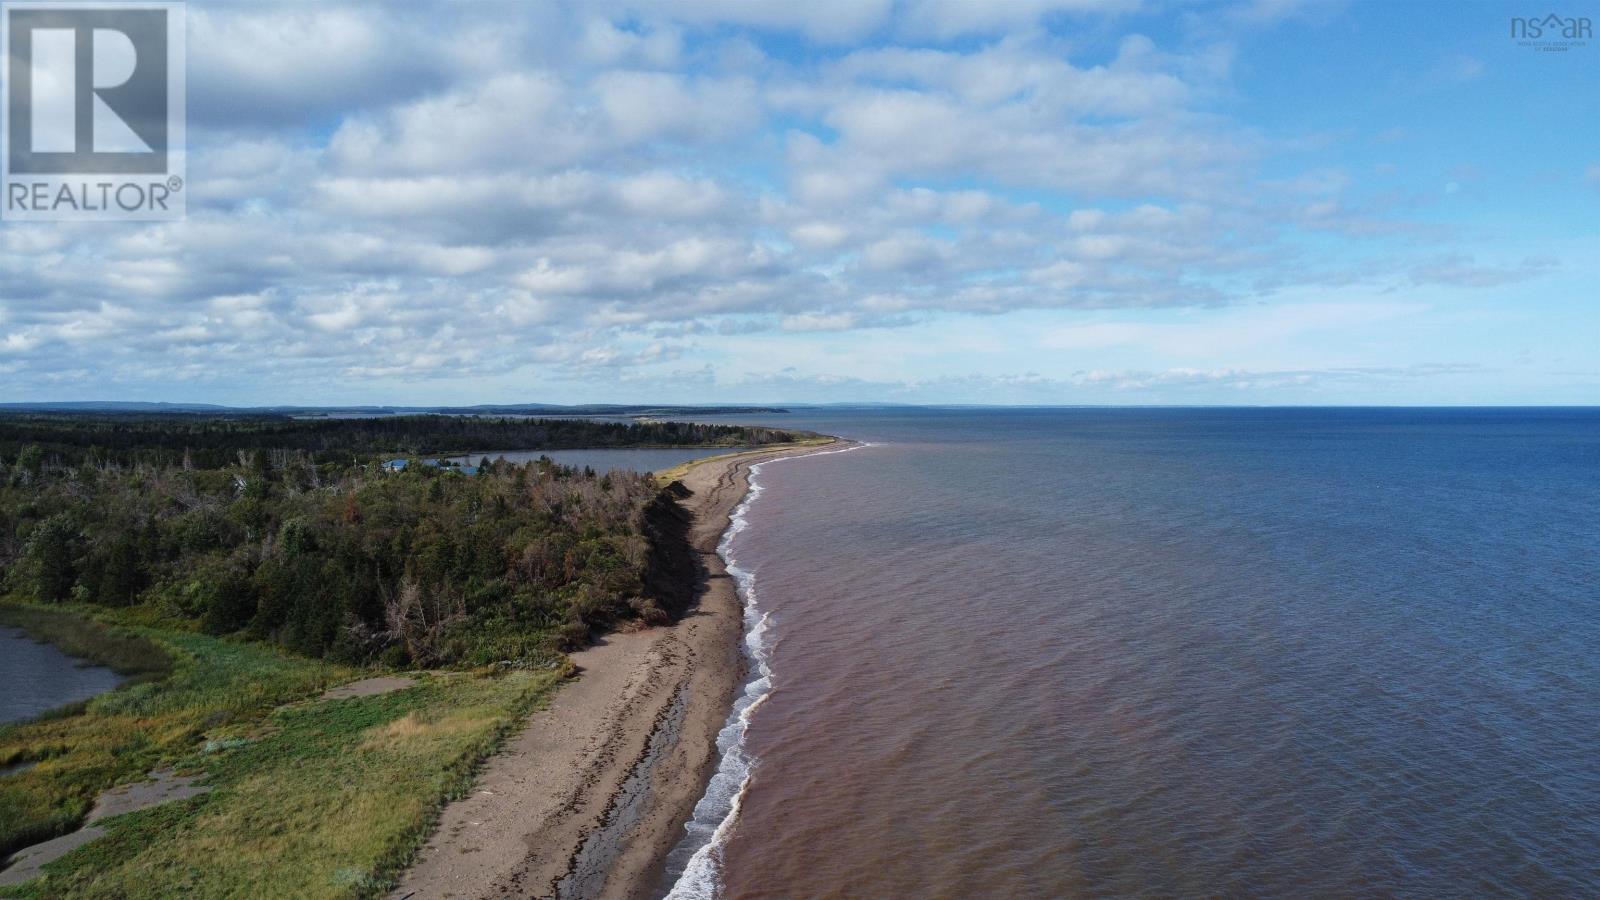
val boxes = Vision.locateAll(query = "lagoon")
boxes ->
[0,626,123,725]
[444,446,747,475]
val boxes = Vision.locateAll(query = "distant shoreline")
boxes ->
[393,438,843,898]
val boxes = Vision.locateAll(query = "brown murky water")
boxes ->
[664,409,1600,898]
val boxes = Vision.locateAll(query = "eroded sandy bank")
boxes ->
[393,440,838,900]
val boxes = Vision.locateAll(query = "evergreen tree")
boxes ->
[25,514,77,602]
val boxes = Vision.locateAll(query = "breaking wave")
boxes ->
[661,443,870,899]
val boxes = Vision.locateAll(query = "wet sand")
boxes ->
[393,440,836,900]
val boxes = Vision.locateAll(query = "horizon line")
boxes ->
[3,401,1599,412]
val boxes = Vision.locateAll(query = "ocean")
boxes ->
[663,408,1600,898]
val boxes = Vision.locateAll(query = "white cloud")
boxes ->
[605,0,896,43]
[577,18,684,67]
[594,71,760,142]
[1408,255,1558,288]
[0,1,1560,403]
[781,312,862,331]
[189,6,454,127]
[897,0,1139,39]
[1039,301,1427,355]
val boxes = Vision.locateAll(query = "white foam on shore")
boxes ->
[663,442,870,900]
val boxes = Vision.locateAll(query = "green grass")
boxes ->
[5,670,562,899]
[0,604,348,865]
[1,604,566,898]
[652,436,836,486]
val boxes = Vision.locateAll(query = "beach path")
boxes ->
[392,442,833,900]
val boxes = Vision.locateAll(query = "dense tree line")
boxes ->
[0,435,715,666]
[0,414,797,470]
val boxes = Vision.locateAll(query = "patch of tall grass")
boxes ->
[0,604,563,899]
[3,669,560,898]
[0,603,347,864]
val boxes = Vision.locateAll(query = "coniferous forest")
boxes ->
[0,414,787,665]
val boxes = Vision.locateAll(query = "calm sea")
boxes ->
[664,408,1600,898]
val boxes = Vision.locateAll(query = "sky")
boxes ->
[1,0,1596,406]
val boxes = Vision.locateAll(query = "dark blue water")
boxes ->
[670,408,1600,898]
[0,626,124,725]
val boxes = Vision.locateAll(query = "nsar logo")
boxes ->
[1510,12,1592,51]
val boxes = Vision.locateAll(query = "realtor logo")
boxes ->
[2,1,185,220]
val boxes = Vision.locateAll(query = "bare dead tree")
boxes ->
[383,578,466,666]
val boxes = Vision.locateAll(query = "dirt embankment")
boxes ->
[393,441,837,900]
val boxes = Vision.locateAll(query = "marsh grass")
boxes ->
[652,437,834,487]
[0,604,564,898]
[0,603,347,865]
[4,671,560,898]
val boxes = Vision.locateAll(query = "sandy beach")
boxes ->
[393,440,836,900]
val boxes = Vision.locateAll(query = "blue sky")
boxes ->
[1,0,1595,405]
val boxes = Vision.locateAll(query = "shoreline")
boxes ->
[392,439,843,899]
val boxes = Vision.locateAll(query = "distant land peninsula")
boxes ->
[0,402,790,418]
